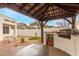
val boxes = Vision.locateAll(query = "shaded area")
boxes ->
[49,46,71,56]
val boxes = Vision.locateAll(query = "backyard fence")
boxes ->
[17,28,63,37]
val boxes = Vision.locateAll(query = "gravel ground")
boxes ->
[0,37,41,56]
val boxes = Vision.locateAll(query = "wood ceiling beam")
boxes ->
[2,3,38,21]
[19,4,28,11]
[54,4,77,15]
[59,4,79,8]
[36,4,49,20]
[39,20,48,26]
[32,4,47,16]
[43,20,48,26]
[64,18,72,24]
[5,4,21,12]
[27,3,40,13]
[0,3,9,7]
[34,7,47,19]
[42,13,74,21]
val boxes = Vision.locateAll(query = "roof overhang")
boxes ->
[0,3,79,21]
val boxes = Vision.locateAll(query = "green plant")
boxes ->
[29,36,41,41]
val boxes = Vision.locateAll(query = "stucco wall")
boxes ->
[54,33,79,56]
[17,29,41,37]
[43,32,79,56]
[17,28,63,37]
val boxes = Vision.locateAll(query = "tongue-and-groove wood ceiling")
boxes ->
[0,3,79,21]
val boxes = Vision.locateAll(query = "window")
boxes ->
[3,26,9,34]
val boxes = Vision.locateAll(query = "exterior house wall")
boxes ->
[9,26,15,37]
[3,26,15,38]
[0,14,17,41]
[0,16,3,41]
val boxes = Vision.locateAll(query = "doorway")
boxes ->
[46,34,54,46]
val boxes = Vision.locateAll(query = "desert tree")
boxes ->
[56,19,70,28]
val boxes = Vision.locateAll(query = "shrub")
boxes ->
[29,36,41,41]
[20,37,25,43]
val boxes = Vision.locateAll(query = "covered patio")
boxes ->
[0,3,79,56]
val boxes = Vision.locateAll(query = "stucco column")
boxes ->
[72,16,76,33]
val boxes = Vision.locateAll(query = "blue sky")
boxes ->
[0,8,36,24]
[0,8,79,26]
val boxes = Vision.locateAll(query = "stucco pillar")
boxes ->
[14,23,17,38]
[72,16,76,33]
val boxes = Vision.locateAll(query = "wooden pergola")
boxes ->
[0,3,79,43]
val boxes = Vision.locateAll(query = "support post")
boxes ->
[39,20,48,43]
[40,21,44,43]
[72,16,76,33]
